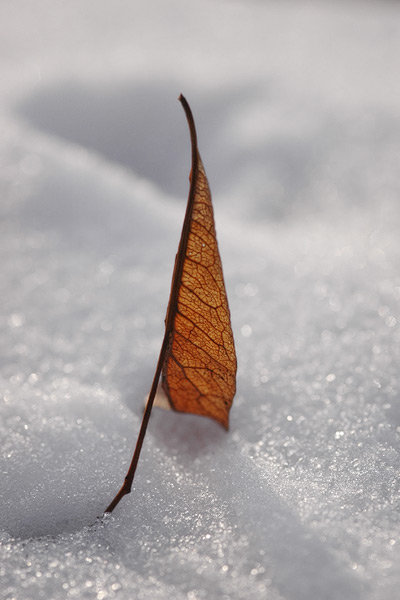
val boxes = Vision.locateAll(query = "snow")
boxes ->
[1,1,400,599]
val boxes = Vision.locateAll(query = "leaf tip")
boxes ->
[214,410,230,431]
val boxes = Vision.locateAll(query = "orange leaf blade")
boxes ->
[161,96,237,429]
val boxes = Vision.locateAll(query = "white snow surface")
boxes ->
[1,1,400,599]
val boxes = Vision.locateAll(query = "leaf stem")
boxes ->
[103,94,198,515]
[104,332,170,514]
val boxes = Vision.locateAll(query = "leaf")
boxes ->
[104,95,236,514]
[161,94,237,429]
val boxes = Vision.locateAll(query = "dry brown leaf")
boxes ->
[104,95,236,514]
[161,95,237,429]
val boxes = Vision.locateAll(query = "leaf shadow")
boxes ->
[145,406,227,459]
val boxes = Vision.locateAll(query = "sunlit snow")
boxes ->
[1,2,400,599]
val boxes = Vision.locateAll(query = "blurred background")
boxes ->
[3,0,400,224]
